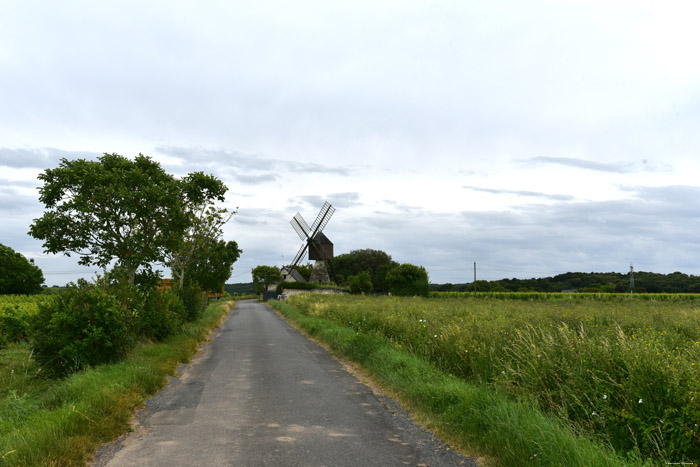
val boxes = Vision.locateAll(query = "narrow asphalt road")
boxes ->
[93,300,476,466]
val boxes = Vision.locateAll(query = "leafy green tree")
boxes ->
[386,263,429,297]
[252,265,282,294]
[348,271,373,294]
[187,240,241,297]
[29,153,186,284]
[295,263,313,281]
[333,249,396,292]
[167,172,235,289]
[0,244,45,294]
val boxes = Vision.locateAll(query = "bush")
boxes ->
[0,305,31,342]
[30,283,132,377]
[140,291,186,340]
[348,272,373,294]
[386,263,429,297]
[178,281,206,321]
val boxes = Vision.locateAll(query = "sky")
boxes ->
[2,0,700,285]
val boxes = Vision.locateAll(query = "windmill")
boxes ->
[287,201,336,283]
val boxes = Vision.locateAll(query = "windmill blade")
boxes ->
[290,213,311,240]
[309,202,335,238]
[290,242,309,268]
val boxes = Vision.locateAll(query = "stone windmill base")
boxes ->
[309,260,331,283]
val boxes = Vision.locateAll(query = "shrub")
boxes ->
[178,281,206,321]
[140,291,186,340]
[348,272,373,294]
[386,263,429,297]
[30,283,132,377]
[0,305,31,342]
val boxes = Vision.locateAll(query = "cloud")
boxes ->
[464,186,575,201]
[522,156,636,173]
[0,148,101,169]
[154,146,352,179]
[0,186,40,214]
[0,178,38,189]
[233,173,279,185]
[296,192,361,209]
[327,184,700,282]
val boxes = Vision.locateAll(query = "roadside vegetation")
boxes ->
[0,153,242,465]
[271,293,700,465]
[0,299,234,466]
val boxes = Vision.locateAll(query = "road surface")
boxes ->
[93,299,476,466]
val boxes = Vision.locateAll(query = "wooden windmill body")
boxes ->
[288,202,335,283]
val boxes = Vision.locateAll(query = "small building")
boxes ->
[280,267,306,283]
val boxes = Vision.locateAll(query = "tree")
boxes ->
[29,153,186,284]
[386,263,429,297]
[0,244,44,294]
[333,249,396,292]
[252,265,282,294]
[348,271,373,294]
[187,240,241,297]
[167,172,235,289]
[295,263,313,281]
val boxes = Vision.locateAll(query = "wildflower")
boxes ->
[591,411,597,416]
[501,370,506,375]
[434,335,438,338]
[638,398,643,404]
[603,394,607,400]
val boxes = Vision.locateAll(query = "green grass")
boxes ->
[0,300,234,466]
[270,298,647,466]
[280,294,700,462]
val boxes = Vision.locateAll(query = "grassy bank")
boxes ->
[0,299,235,466]
[269,298,643,467]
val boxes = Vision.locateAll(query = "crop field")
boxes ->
[285,294,700,462]
[0,295,55,344]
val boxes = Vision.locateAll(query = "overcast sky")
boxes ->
[2,0,700,285]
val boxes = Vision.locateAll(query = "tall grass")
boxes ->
[283,294,700,463]
[0,300,234,466]
[271,299,641,466]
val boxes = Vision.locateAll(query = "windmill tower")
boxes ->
[288,201,336,283]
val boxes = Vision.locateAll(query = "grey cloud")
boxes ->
[522,156,635,173]
[155,146,352,180]
[234,216,269,226]
[294,192,362,210]
[464,186,575,201]
[334,185,700,283]
[0,178,38,188]
[234,174,280,185]
[622,185,700,206]
[0,188,40,214]
[0,148,101,169]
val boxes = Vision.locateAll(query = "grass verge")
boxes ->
[269,300,648,467]
[0,300,235,466]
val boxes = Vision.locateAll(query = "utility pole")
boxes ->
[474,262,477,294]
[629,263,634,295]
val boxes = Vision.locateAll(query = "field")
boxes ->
[284,294,700,463]
[0,294,55,344]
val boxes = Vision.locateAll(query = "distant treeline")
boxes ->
[225,282,256,295]
[431,271,700,294]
